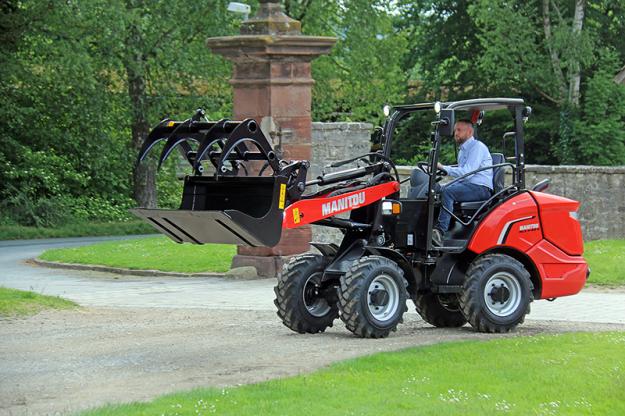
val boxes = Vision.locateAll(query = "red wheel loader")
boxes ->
[134,98,589,338]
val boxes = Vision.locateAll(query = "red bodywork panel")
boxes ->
[530,191,583,256]
[283,181,400,229]
[468,191,587,299]
[468,193,542,253]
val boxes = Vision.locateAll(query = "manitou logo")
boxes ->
[519,223,540,232]
[322,192,366,216]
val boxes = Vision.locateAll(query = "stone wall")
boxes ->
[310,122,372,244]
[521,165,625,240]
[310,122,625,242]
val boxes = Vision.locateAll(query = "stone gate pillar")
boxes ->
[206,0,336,277]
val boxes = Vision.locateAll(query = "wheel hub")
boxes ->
[482,272,522,317]
[302,272,331,317]
[367,274,400,322]
[369,289,390,307]
[489,284,511,304]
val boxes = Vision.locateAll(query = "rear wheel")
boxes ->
[338,256,408,338]
[459,254,533,333]
[414,292,467,328]
[274,254,338,334]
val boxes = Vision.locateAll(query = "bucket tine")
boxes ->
[217,119,280,174]
[154,109,217,169]
[158,117,211,168]
[137,119,173,164]
[158,118,191,169]
[193,119,229,173]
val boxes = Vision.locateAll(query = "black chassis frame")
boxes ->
[316,98,532,297]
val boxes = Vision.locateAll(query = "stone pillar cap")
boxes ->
[207,35,337,62]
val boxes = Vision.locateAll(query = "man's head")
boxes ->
[453,119,474,145]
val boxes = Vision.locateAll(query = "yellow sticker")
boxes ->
[167,121,175,127]
[278,183,287,209]
[293,208,300,224]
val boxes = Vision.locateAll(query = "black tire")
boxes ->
[414,292,467,328]
[338,256,408,338]
[274,254,338,334]
[459,254,534,333]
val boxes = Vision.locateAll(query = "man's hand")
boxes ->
[437,162,444,170]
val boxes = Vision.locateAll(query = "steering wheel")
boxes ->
[417,161,448,180]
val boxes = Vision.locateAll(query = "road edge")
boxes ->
[27,258,240,279]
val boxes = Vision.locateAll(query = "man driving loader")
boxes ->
[432,119,493,246]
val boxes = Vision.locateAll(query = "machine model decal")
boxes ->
[321,192,366,216]
[283,181,399,229]
[519,223,540,232]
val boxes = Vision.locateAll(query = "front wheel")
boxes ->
[338,256,408,338]
[274,254,338,334]
[459,254,533,333]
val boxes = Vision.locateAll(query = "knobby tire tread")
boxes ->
[459,253,533,333]
[274,254,338,334]
[338,256,408,339]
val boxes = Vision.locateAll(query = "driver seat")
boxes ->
[456,153,505,215]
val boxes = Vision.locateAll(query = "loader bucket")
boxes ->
[132,110,310,247]
[131,175,287,246]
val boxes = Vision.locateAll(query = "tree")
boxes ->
[573,52,625,165]
[0,0,236,225]
[469,0,598,162]
[0,1,132,226]
[394,0,488,100]
[77,0,235,208]
[300,0,408,124]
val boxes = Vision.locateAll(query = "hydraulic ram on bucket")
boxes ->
[132,109,400,247]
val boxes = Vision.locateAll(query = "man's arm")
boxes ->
[440,144,489,178]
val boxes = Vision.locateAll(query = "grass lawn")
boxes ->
[0,287,77,317]
[38,236,624,283]
[0,221,154,240]
[39,236,236,273]
[585,239,625,286]
[82,332,625,415]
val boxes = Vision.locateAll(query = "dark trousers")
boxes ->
[436,182,492,232]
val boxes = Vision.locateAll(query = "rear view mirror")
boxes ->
[438,109,455,136]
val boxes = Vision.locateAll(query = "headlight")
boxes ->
[382,201,401,215]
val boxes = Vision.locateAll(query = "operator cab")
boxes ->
[382,98,532,252]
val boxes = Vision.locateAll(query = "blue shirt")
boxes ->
[443,137,493,190]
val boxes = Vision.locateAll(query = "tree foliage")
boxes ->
[393,0,625,166]
[1,0,624,227]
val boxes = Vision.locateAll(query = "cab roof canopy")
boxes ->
[392,98,525,113]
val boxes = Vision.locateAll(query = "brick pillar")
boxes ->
[206,1,336,277]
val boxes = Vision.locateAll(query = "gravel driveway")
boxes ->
[1,237,624,415]
[2,307,624,416]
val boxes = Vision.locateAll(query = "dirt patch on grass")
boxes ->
[1,307,623,416]
[584,284,625,293]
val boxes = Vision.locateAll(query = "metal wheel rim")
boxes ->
[367,274,400,322]
[483,272,522,317]
[303,272,331,317]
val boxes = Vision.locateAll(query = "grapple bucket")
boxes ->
[132,110,308,247]
[131,176,287,246]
